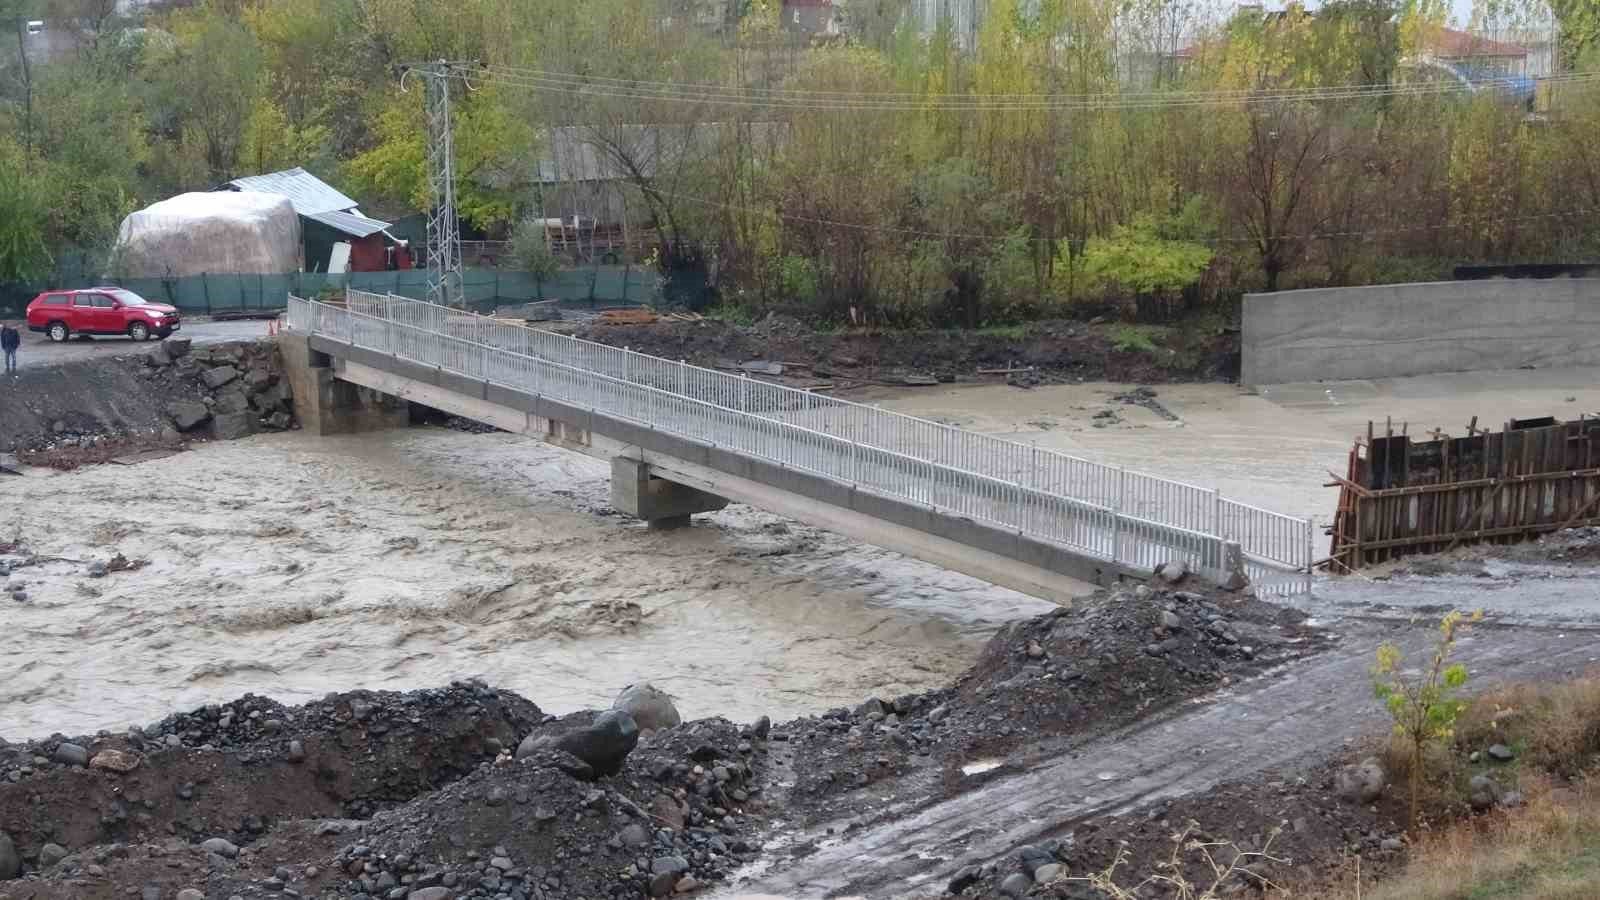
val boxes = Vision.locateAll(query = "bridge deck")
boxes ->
[287,292,1312,596]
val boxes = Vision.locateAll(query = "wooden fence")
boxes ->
[1327,414,1600,571]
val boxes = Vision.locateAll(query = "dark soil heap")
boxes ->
[777,582,1326,823]
[574,316,1240,386]
[2,339,297,467]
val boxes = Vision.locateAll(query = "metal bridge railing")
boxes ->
[291,291,1314,578]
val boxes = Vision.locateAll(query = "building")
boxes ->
[783,0,843,36]
[218,168,412,274]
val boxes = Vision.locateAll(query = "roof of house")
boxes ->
[1426,28,1527,60]
[536,123,785,184]
[223,167,392,238]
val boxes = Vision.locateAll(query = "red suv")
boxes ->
[27,287,182,343]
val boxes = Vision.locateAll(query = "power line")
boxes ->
[471,65,1600,111]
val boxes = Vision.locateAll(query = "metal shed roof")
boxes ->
[226,167,359,217]
[305,209,393,239]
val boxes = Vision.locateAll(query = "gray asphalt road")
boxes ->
[0,318,272,370]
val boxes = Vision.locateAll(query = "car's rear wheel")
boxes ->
[47,321,69,343]
[128,321,150,342]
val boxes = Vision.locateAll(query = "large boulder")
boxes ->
[1335,757,1387,805]
[516,710,640,777]
[211,412,256,441]
[1469,774,1503,812]
[166,400,211,433]
[613,683,681,733]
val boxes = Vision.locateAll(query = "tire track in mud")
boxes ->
[736,623,1600,899]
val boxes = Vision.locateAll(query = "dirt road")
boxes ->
[0,319,269,370]
[731,620,1600,898]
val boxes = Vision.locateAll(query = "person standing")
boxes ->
[1,324,19,374]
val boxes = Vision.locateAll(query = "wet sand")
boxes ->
[0,430,1051,740]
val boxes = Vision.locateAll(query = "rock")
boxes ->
[1501,791,1525,809]
[1025,640,1046,660]
[54,742,89,767]
[287,740,305,763]
[1335,757,1386,805]
[927,705,950,724]
[0,832,16,880]
[999,873,1033,897]
[167,400,211,433]
[947,866,980,893]
[246,367,274,390]
[165,337,193,358]
[1487,743,1516,762]
[515,710,640,777]
[752,715,771,739]
[1161,610,1183,631]
[1034,863,1064,883]
[1156,558,1190,584]
[619,823,651,848]
[652,855,690,877]
[202,837,240,859]
[489,856,514,871]
[267,411,294,431]
[88,561,108,578]
[90,749,141,773]
[202,365,241,389]
[145,343,173,367]
[38,843,67,869]
[1469,775,1502,812]
[211,411,256,441]
[675,875,700,893]
[649,872,679,897]
[176,891,205,900]
[613,683,682,733]
[409,889,451,900]
[855,697,888,717]
[214,387,251,415]
[1380,837,1404,852]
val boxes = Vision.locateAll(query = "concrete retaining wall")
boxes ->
[1242,279,1600,386]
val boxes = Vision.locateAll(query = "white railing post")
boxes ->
[1211,489,1222,538]
[1113,466,1126,564]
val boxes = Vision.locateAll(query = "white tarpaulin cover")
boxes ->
[114,191,301,278]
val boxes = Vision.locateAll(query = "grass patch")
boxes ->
[1339,781,1600,900]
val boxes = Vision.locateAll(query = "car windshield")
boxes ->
[109,289,153,306]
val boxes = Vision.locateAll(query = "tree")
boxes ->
[147,7,264,179]
[1223,102,1334,292]
[1077,211,1214,318]
[0,139,52,283]
[1373,610,1483,832]
[511,217,562,298]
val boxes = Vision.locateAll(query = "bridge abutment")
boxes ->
[279,334,409,436]
[611,456,729,528]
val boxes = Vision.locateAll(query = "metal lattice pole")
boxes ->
[416,61,465,308]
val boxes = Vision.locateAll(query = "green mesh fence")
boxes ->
[0,266,659,317]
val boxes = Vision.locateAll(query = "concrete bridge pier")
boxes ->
[279,334,409,436]
[611,455,729,529]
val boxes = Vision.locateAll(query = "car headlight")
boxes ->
[146,311,164,318]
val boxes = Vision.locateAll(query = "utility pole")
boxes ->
[401,60,475,308]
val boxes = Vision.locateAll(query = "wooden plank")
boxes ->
[1354,511,1600,552]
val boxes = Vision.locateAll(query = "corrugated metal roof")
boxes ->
[305,209,393,239]
[226,167,359,216]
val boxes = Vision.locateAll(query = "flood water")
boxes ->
[0,430,1051,739]
[10,366,1599,739]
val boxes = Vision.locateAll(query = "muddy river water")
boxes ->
[7,367,1599,739]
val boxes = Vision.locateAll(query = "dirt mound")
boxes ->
[575,318,1240,386]
[1,340,296,462]
[0,683,542,872]
[0,688,775,900]
[778,583,1326,820]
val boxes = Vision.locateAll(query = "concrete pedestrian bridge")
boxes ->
[283,291,1311,604]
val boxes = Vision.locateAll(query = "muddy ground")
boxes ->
[571,316,1241,389]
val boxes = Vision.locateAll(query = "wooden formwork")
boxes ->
[1327,414,1600,572]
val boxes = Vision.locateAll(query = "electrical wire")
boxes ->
[467,65,1600,111]
[621,182,1600,245]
